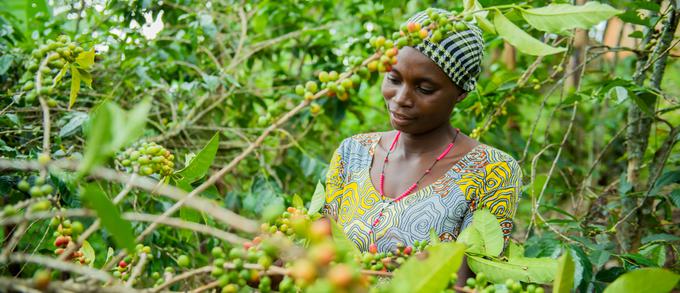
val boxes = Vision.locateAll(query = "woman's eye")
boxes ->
[418,87,434,94]
[387,75,400,84]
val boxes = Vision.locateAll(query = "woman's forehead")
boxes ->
[394,47,451,83]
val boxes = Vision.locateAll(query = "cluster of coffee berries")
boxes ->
[112,244,153,282]
[117,142,175,176]
[442,273,545,293]
[262,207,319,239]
[286,237,369,291]
[21,35,87,104]
[50,217,88,264]
[210,237,281,293]
[17,176,54,198]
[358,241,416,272]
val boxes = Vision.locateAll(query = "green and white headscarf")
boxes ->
[407,9,484,92]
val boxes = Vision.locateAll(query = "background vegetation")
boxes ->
[0,0,678,292]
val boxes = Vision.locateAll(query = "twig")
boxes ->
[0,159,259,234]
[0,253,114,282]
[190,280,220,293]
[0,209,249,245]
[151,266,214,292]
[126,252,148,287]
[228,6,248,70]
[35,53,57,164]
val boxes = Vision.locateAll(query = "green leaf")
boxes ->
[642,233,680,244]
[79,100,151,176]
[59,111,88,138]
[75,48,95,69]
[649,170,680,196]
[494,12,566,56]
[0,0,49,38]
[78,103,112,175]
[108,99,151,152]
[388,242,466,293]
[53,64,68,86]
[506,241,525,258]
[570,245,594,292]
[78,68,93,88]
[520,2,622,33]
[329,218,360,259]
[553,250,575,293]
[307,180,325,215]
[457,209,504,256]
[175,132,220,184]
[468,254,558,284]
[0,55,13,75]
[291,194,304,209]
[603,268,680,293]
[670,189,680,208]
[475,15,496,34]
[81,240,96,267]
[81,184,135,252]
[69,64,81,109]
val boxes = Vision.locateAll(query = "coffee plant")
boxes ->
[0,0,679,292]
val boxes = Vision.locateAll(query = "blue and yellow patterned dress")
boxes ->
[323,132,522,253]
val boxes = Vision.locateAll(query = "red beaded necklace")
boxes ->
[368,128,461,246]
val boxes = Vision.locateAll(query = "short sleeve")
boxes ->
[461,159,522,243]
[322,144,346,221]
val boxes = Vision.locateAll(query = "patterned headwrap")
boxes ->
[406,9,484,92]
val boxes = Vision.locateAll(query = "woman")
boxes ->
[322,9,522,280]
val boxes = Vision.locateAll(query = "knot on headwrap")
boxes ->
[406,9,484,92]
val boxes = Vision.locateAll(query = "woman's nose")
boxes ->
[392,86,413,107]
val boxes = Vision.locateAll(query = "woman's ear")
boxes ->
[454,92,469,103]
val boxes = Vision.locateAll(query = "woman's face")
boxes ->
[381,46,466,134]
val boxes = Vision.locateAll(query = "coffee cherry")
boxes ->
[3,205,16,217]
[40,184,53,195]
[305,81,318,93]
[310,103,322,116]
[328,264,353,288]
[328,71,339,81]
[295,85,305,96]
[33,269,51,290]
[17,180,30,192]
[211,267,224,277]
[290,259,316,285]
[455,22,468,32]
[369,243,378,254]
[221,284,238,293]
[29,186,43,197]
[212,246,224,258]
[341,79,353,90]
[71,221,84,235]
[419,29,429,39]
[38,153,51,165]
[119,260,128,268]
[177,255,190,268]
[214,258,225,267]
[318,71,329,83]
[375,36,386,48]
[466,277,476,287]
[367,61,378,72]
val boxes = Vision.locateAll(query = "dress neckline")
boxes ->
[366,131,484,200]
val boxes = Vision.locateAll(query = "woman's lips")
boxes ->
[390,111,415,125]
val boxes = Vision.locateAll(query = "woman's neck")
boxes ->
[393,123,457,159]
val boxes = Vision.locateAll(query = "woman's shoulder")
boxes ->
[335,131,385,151]
[469,144,522,175]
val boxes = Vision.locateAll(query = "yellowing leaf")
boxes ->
[78,68,93,87]
[69,64,81,109]
[521,2,622,33]
[494,12,566,56]
[75,48,95,69]
[53,64,69,86]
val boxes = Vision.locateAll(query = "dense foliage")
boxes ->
[0,0,678,292]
